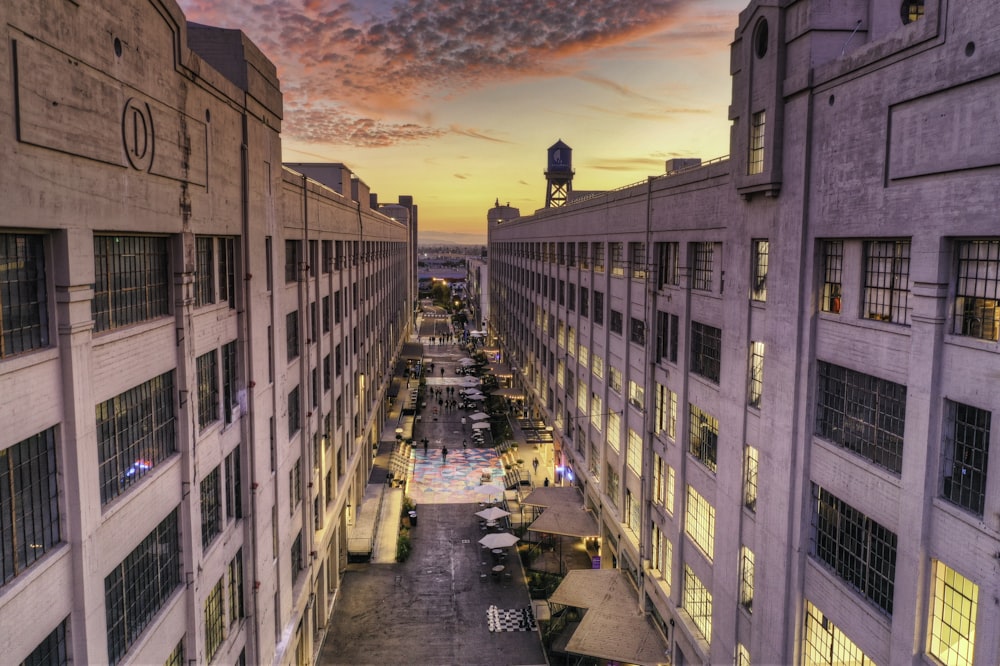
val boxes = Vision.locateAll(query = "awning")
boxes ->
[521,486,586,509]
[549,569,669,666]
[527,505,599,538]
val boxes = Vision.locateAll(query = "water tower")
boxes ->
[544,140,574,207]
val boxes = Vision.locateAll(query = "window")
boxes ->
[685,485,715,560]
[200,466,222,551]
[580,287,589,317]
[863,239,911,324]
[952,239,1000,341]
[743,445,759,512]
[630,242,646,279]
[736,643,751,666]
[592,242,605,273]
[604,405,617,447]
[692,242,713,291]
[650,523,672,591]
[164,641,184,666]
[322,295,331,333]
[815,361,907,474]
[803,600,876,666]
[288,386,301,438]
[290,458,302,512]
[204,577,225,662]
[655,311,679,364]
[322,240,333,273]
[748,110,765,175]
[654,384,677,439]
[901,0,925,24]
[93,235,169,332]
[20,617,69,666]
[751,239,768,301]
[0,233,49,358]
[821,240,844,314]
[285,240,300,283]
[690,321,722,383]
[629,317,645,345]
[217,237,236,308]
[594,291,604,325]
[748,341,764,408]
[196,350,219,429]
[105,510,181,666]
[222,340,238,424]
[628,380,644,412]
[739,546,754,612]
[812,484,897,614]
[941,399,991,516]
[608,366,622,393]
[286,311,300,361]
[689,404,718,472]
[927,560,978,666]
[626,429,642,475]
[605,464,620,508]
[609,243,625,277]
[96,372,176,504]
[652,454,674,512]
[610,309,623,335]
[656,241,680,288]
[265,236,273,292]
[683,565,712,643]
[591,353,604,380]
[229,549,245,627]
[225,446,242,520]
[578,241,590,269]
[1,426,60,587]
[290,530,303,583]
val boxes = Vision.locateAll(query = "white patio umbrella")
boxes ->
[479,532,520,549]
[460,388,483,395]
[469,412,490,421]
[458,358,476,366]
[472,421,490,430]
[475,507,511,521]
[461,377,481,386]
[475,484,504,501]
[465,394,486,401]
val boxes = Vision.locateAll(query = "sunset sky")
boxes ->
[177,0,748,243]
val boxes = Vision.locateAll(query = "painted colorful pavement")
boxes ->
[409,447,506,504]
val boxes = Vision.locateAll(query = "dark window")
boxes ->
[196,350,219,429]
[265,236,273,292]
[630,317,646,345]
[593,242,604,273]
[323,354,331,392]
[200,466,222,551]
[690,321,722,383]
[288,386,301,438]
[952,239,1000,341]
[815,361,907,474]
[21,617,69,666]
[692,242,713,291]
[96,372,176,505]
[656,241,680,288]
[218,237,236,308]
[821,240,844,314]
[290,530,302,583]
[594,291,604,326]
[567,284,576,311]
[93,235,169,332]
[863,240,911,325]
[751,239,768,302]
[580,287,589,318]
[322,240,333,273]
[225,446,242,520]
[812,485,897,615]
[0,233,49,358]
[656,311,679,363]
[285,240,300,283]
[286,311,299,361]
[222,340,238,424]
[610,309,623,335]
[104,509,181,666]
[322,295,331,333]
[1,426,60,586]
[309,240,318,278]
[942,400,991,516]
[228,549,245,626]
[195,236,215,306]
[688,404,718,472]
[558,280,565,306]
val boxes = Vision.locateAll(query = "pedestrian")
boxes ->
[543,477,550,487]
[422,438,428,454]
[462,439,467,450]
[441,445,448,463]
[532,457,539,473]
[461,417,466,426]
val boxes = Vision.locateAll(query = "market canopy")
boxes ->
[468,412,489,421]
[471,421,491,430]
[527,505,599,538]
[549,569,669,666]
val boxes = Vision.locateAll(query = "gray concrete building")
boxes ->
[0,1,414,665]
[488,0,1000,664]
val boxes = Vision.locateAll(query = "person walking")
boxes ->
[422,438,428,455]
[462,439,467,450]
[441,445,448,463]
[532,457,539,474]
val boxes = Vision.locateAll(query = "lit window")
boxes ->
[863,239,911,325]
[200,466,222,551]
[628,380,644,411]
[901,0,925,25]
[626,429,643,475]
[927,560,978,666]
[748,111,766,175]
[650,522,672,593]
[630,242,647,280]
[685,485,715,561]
[683,565,712,643]
[748,341,764,408]
[736,642,751,666]
[803,600,876,666]
[204,577,225,662]
[610,242,625,277]
[655,384,677,439]
[952,239,1000,341]
[605,407,618,451]
[740,546,754,612]
[941,399,991,516]
[820,240,843,314]
[751,239,768,301]
[743,445,759,512]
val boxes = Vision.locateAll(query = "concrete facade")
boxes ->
[0,1,413,665]
[488,1,1000,664]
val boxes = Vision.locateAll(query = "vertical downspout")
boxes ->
[640,175,656,607]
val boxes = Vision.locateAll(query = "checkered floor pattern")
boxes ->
[487,605,537,632]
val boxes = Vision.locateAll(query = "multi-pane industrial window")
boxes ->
[285,240,300,283]
[748,110,766,175]
[229,549,245,627]
[580,287,589,317]
[652,454,675,512]
[821,240,843,313]
[204,577,225,662]
[164,640,184,666]
[1,426,60,587]
[222,340,238,424]
[815,361,906,474]
[812,485,897,615]
[630,242,646,279]
[748,341,764,408]
[626,429,643,475]
[690,321,721,383]
[628,380,644,412]
[605,465,620,508]
[625,490,640,539]
[803,601,876,666]
[226,447,242,520]
[105,509,180,666]
[927,560,978,666]
[863,239,911,324]
[683,565,712,643]
[952,239,1000,341]
[567,283,576,311]
[688,404,718,472]
[21,617,69,666]
[685,485,715,560]
[594,291,604,325]
[288,386,301,438]
[0,233,48,358]
[735,644,751,666]
[901,0,925,24]
[195,237,214,306]
[751,239,768,301]
[650,523,671,591]
[941,399,991,516]
[291,530,303,583]
[739,546,754,612]
[692,242,713,291]
[96,371,176,505]
[654,383,677,439]
[286,311,299,361]
[605,408,619,450]
[578,241,589,269]
[265,236,273,291]
[592,242,604,273]
[608,366,622,393]
[656,241,680,288]
[655,311,679,364]
[197,350,219,429]
[629,317,645,345]
[290,458,302,513]
[588,440,601,482]
[743,445,759,512]
[610,309,623,335]
[93,235,169,332]
[201,466,222,551]
[322,240,333,273]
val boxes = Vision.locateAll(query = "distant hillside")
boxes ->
[419,230,486,246]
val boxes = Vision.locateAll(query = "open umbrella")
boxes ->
[469,412,490,421]
[475,484,504,501]
[472,421,490,430]
[465,394,485,401]
[479,532,520,549]
[458,358,476,366]
[475,507,511,521]
[462,377,481,386]
[460,388,483,395]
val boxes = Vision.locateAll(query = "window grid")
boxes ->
[21,617,69,666]
[821,240,844,314]
[626,429,642,475]
[93,235,170,332]
[291,530,303,583]
[204,577,225,662]
[928,560,978,666]
[222,341,237,424]
[739,546,754,612]
[286,311,300,361]
[685,485,715,561]
[863,239,911,324]
[952,239,1000,341]
[288,386,301,438]
[688,404,719,472]
[630,317,646,345]
[751,239,768,301]
[748,341,764,408]
[195,236,214,306]
[0,233,48,358]
[628,380,644,412]
[743,445,758,512]
[735,643,751,666]
[200,467,222,552]
[812,485,897,615]
[1,427,60,587]
[196,350,219,429]
[610,309,623,335]
[656,241,680,287]
[594,291,604,325]
[656,311,679,364]
[683,565,712,644]
[942,399,991,516]
[225,447,242,520]
[692,242,713,291]
[748,110,765,175]
[96,372,176,505]
[285,240,299,283]
[650,523,672,592]
[104,510,180,666]
[803,600,876,666]
[630,242,646,280]
[654,383,677,439]
[815,361,906,474]
[690,321,722,383]
[605,465,619,508]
